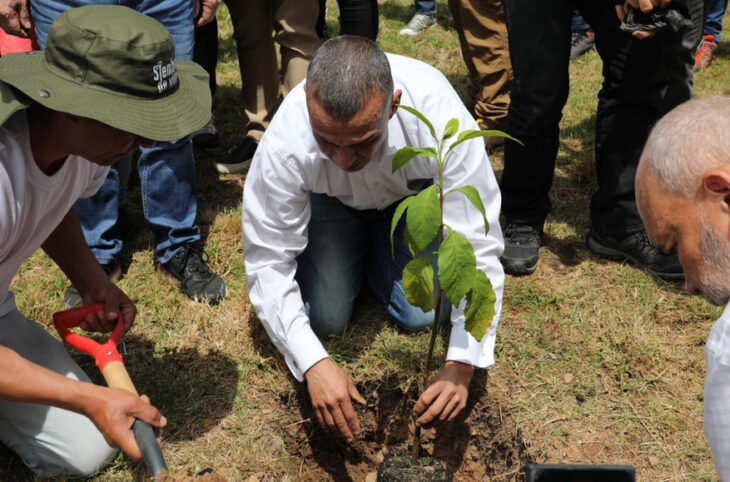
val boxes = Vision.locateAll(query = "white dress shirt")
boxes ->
[705,301,730,479]
[242,53,505,381]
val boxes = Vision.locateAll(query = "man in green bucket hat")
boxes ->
[0,5,210,476]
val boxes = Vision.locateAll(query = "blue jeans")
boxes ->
[31,0,200,264]
[705,0,728,42]
[295,194,451,338]
[415,0,436,15]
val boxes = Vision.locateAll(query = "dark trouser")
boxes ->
[501,0,703,235]
[337,0,379,40]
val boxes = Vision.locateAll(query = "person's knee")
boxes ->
[392,304,434,333]
[25,435,117,477]
[308,299,352,337]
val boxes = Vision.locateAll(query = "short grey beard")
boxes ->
[698,210,730,306]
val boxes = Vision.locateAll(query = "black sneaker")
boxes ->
[192,115,220,148]
[570,30,595,60]
[214,137,257,174]
[64,260,123,308]
[586,229,684,280]
[156,245,227,304]
[500,223,542,275]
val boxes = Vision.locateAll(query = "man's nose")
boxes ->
[332,145,355,169]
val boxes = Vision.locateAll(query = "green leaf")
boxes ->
[464,268,496,342]
[403,225,419,257]
[445,186,489,236]
[405,185,440,253]
[392,146,437,173]
[390,196,415,257]
[403,256,435,312]
[398,104,437,141]
[442,118,459,140]
[445,129,522,157]
[438,231,476,306]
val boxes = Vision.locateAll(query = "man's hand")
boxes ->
[304,358,366,442]
[616,0,672,39]
[626,0,672,12]
[77,280,136,335]
[413,361,474,428]
[82,386,166,460]
[0,0,30,37]
[194,0,220,27]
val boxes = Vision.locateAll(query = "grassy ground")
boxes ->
[2,1,730,480]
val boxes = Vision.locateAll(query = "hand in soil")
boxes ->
[304,358,366,442]
[413,360,474,427]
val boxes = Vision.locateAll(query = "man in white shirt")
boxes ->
[636,95,730,480]
[0,6,211,476]
[243,36,505,442]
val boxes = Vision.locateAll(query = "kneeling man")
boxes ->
[0,5,211,476]
[636,95,730,479]
[242,36,505,441]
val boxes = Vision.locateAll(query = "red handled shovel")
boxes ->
[53,303,168,477]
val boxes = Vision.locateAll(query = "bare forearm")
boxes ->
[0,345,94,413]
[41,209,107,297]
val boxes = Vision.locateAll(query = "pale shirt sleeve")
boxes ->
[242,140,328,382]
[440,124,505,370]
[704,302,730,480]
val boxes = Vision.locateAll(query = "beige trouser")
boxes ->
[448,0,512,130]
[226,0,320,142]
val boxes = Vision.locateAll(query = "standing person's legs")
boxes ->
[227,0,278,144]
[0,310,116,477]
[579,2,664,236]
[295,194,370,337]
[705,0,729,41]
[449,0,512,132]
[415,0,437,16]
[274,0,320,97]
[500,0,573,228]
[337,0,379,40]
[659,0,708,116]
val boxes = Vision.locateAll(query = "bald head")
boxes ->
[638,95,730,199]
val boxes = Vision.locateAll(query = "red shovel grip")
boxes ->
[52,303,124,371]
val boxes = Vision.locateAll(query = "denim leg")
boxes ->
[501,0,573,227]
[135,0,199,263]
[367,202,451,332]
[415,0,437,16]
[74,163,123,264]
[295,194,369,337]
[138,137,200,264]
[705,0,729,41]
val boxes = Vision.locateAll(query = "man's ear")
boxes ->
[702,167,730,213]
[389,89,402,119]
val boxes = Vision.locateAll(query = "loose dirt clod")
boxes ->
[377,443,452,481]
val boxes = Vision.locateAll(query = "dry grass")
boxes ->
[2,1,730,481]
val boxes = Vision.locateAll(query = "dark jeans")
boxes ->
[501,0,701,235]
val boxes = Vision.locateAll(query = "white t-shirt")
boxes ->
[242,53,505,381]
[0,110,108,316]
[705,301,730,479]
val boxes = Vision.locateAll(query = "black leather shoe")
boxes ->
[586,229,684,280]
[500,223,542,275]
[214,137,257,174]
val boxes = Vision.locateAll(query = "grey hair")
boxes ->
[640,95,730,197]
[306,35,394,121]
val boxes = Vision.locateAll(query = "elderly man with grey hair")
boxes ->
[242,35,505,442]
[636,95,730,479]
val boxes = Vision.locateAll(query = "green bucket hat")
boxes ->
[0,4,210,142]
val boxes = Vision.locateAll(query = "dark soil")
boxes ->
[156,468,228,481]
[273,370,532,481]
[377,443,452,481]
